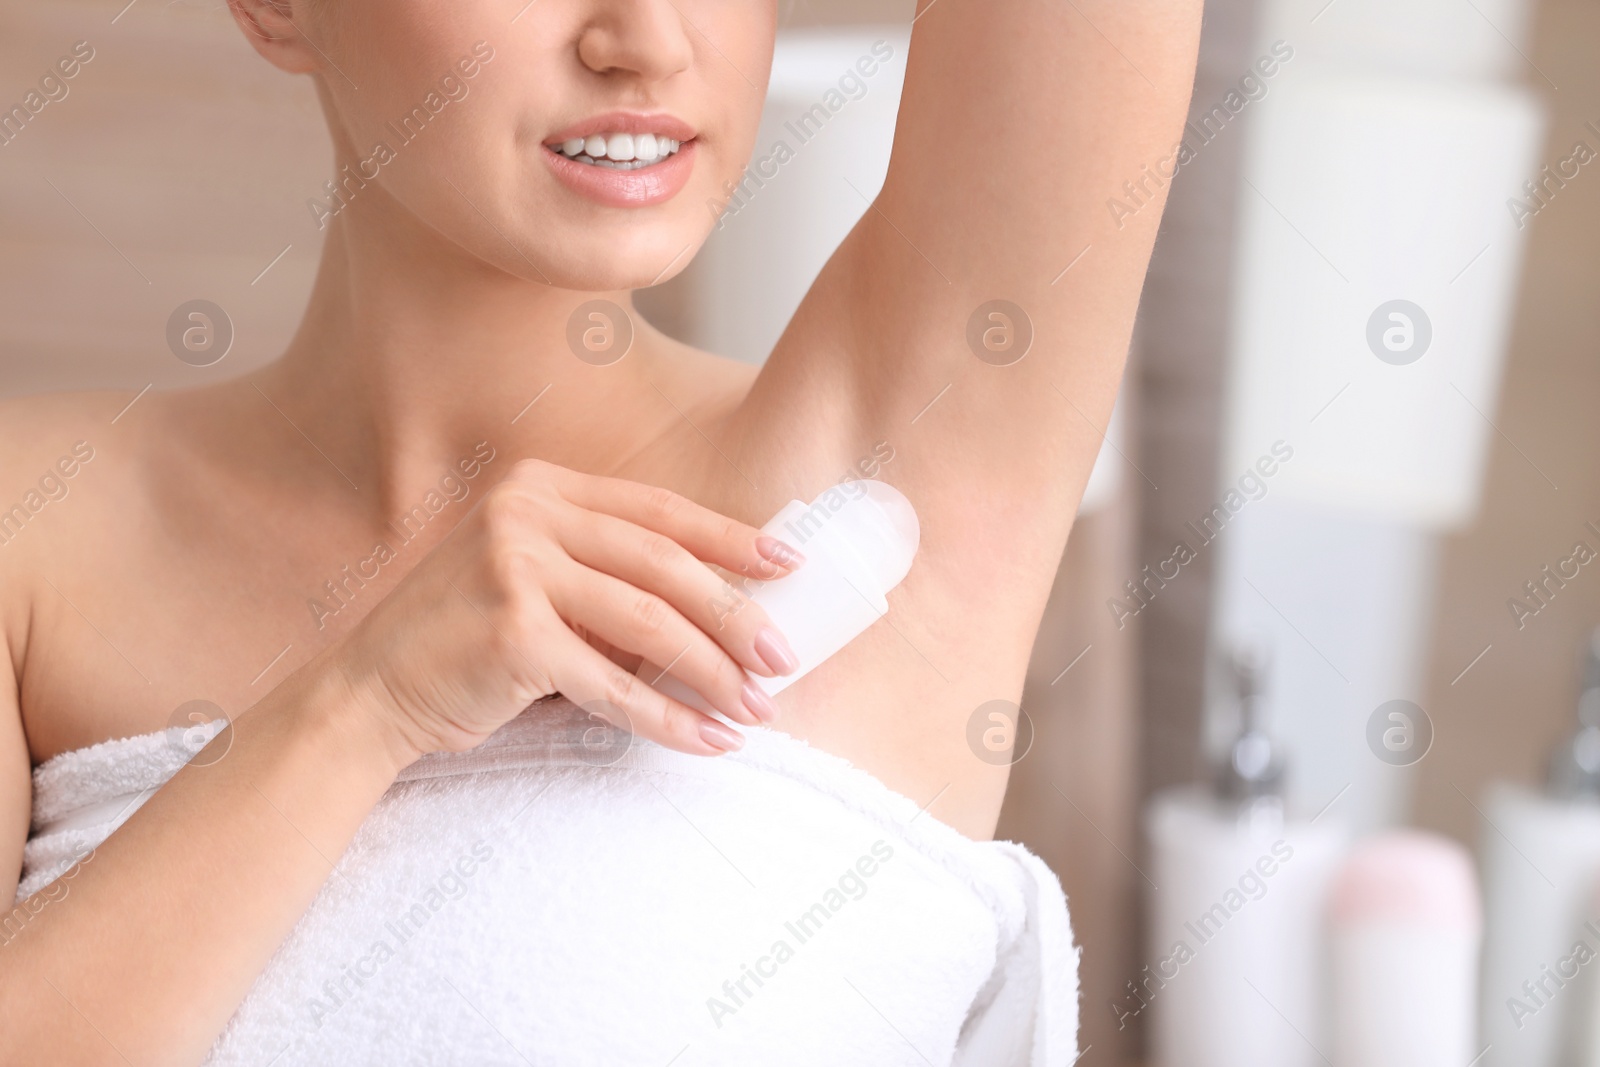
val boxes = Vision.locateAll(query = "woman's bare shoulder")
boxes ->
[0,387,144,463]
[0,390,144,743]
[0,386,143,595]
[0,386,140,494]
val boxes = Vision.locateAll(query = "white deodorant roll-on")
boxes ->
[638,480,919,711]
[1329,831,1481,1067]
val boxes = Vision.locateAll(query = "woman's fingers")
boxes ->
[547,465,806,582]
[544,625,746,757]
[556,507,798,681]
[336,459,791,761]
[547,561,775,728]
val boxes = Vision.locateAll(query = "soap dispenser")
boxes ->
[1146,645,1347,1067]
[1480,628,1600,1067]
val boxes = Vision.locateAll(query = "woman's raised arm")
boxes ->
[719,3,1205,830]
[747,0,1204,541]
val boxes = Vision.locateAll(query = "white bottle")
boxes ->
[1146,648,1348,1067]
[1563,881,1600,1066]
[1480,785,1600,1067]
[1481,629,1600,1067]
[637,479,919,711]
[1328,831,1481,1067]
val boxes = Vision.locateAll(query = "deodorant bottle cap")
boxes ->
[1330,830,1481,929]
[1329,830,1481,1067]
[827,480,921,593]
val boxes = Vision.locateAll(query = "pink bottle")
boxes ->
[1329,831,1481,1066]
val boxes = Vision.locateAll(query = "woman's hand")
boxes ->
[330,458,804,762]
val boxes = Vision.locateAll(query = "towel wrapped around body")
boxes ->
[21,697,1079,1066]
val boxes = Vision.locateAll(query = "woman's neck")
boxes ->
[252,195,686,517]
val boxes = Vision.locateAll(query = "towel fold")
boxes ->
[22,697,1079,1065]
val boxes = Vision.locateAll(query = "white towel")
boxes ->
[22,698,1079,1065]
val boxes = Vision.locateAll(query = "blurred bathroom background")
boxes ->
[4,0,1600,1062]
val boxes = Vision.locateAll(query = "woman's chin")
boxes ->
[525,235,707,294]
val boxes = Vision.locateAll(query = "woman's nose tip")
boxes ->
[576,4,695,81]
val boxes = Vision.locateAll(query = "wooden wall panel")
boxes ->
[0,0,329,397]
[999,481,1142,1065]
[1414,0,1600,844]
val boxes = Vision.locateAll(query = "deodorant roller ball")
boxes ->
[638,480,921,708]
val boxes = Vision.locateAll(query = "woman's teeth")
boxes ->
[551,133,686,169]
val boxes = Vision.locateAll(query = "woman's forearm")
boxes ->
[0,656,416,1066]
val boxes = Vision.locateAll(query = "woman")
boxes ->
[0,0,1201,1062]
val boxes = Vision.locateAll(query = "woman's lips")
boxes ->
[545,111,698,145]
[542,139,698,209]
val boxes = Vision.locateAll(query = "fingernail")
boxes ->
[742,679,780,724]
[756,536,805,570]
[754,626,801,676]
[699,719,745,753]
